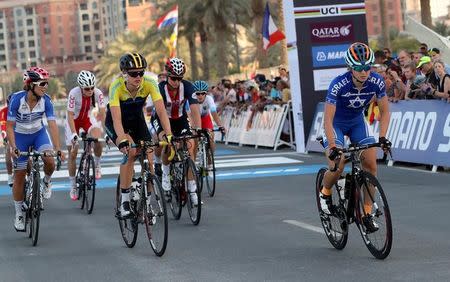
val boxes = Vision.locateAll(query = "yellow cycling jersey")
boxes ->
[109,74,162,109]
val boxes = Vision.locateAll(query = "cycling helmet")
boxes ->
[345,42,374,67]
[193,80,209,92]
[77,70,96,88]
[23,66,50,84]
[119,52,147,71]
[165,57,186,77]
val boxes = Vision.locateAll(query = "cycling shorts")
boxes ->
[15,128,53,170]
[323,113,375,148]
[104,111,151,144]
[64,118,102,146]
[151,115,191,137]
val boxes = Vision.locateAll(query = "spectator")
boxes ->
[419,43,428,56]
[157,73,167,83]
[407,75,428,100]
[431,60,450,102]
[374,50,387,65]
[386,66,404,102]
[245,80,260,104]
[428,48,450,74]
[383,47,394,64]
[276,79,291,103]
[411,52,423,70]
[266,80,281,101]
[417,56,440,90]
[222,79,237,104]
[397,49,412,67]
[402,62,418,100]
[278,66,289,84]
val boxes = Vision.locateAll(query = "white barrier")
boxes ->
[216,102,295,150]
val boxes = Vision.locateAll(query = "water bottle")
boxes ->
[131,176,141,201]
[175,162,183,181]
[337,175,346,199]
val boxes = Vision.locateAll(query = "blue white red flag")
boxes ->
[156,5,178,29]
[262,2,285,50]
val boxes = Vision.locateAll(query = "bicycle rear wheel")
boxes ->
[354,171,392,259]
[84,155,96,214]
[29,172,41,246]
[169,163,182,220]
[116,176,138,248]
[315,167,348,250]
[185,159,201,225]
[144,174,168,257]
[204,146,216,197]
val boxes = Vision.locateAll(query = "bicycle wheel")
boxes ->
[204,145,216,197]
[354,171,392,259]
[144,173,168,257]
[185,159,201,225]
[84,155,96,214]
[315,167,348,250]
[116,176,138,248]
[29,172,41,246]
[77,157,86,209]
[169,163,182,220]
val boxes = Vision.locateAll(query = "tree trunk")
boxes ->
[278,0,288,66]
[420,0,432,28]
[252,0,268,68]
[188,33,198,80]
[199,22,210,80]
[379,0,390,49]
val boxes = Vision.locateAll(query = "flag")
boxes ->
[156,5,178,29]
[262,2,285,50]
[168,24,178,57]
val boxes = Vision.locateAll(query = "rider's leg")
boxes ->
[90,127,103,179]
[158,131,171,193]
[68,144,79,200]
[37,130,55,199]
[361,147,378,215]
[12,169,27,231]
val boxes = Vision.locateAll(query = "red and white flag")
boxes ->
[262,2,285,50]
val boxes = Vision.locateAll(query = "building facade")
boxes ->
[365,0,404,38]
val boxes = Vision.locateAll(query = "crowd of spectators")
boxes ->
[372,43,450,103]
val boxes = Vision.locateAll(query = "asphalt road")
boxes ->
[0,144,449,282]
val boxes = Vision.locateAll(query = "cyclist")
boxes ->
[105,52,173,218]
[6,67,65,231]
[65,70,106,200]
[0,94,13,187]
[319,42,391,232]
[151,57,202,206]
[192,80,226,156]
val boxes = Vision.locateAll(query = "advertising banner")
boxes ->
[306,101,450,167]
[311,44,348,68]
[310,20,354,43]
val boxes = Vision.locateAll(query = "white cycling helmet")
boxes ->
[77,70,96,88]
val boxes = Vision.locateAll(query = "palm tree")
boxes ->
[420,0,432,28]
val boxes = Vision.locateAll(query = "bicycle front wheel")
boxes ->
[204,146,216,197]
[185,159,201,225]
[169,163,182,220]
[116,176,138,248]
[29,172,41,246]
[315,167,348,250]
[84,155,96,214]
[144,175,168,257]
[354,171,393,260]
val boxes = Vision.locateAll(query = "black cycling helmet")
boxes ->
[119,52,147,71]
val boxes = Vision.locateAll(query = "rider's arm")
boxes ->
[96,89,106,127]
[154,99,173,136]
[323,103,336,148]
[208,96,223,127]
[6,120,15,149]
[377,96,390,138]
[44,96,61,152]
[67,91,77,135]
[189,104,201,129]
[6,95,18,149]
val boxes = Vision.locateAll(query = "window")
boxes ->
[27,29,34,36]
[80,3,87,10]
[16,9,22,16]
[0,12,3,19]
[26,19,33,25]
[94,22,100,30]
[20,52,25,59]
[0,23,2,29]
[0,33,3,40]
[59,37,63,44]
[21,63,27,69]
[25,7,33,15]
[85,46,92,53]
[83,24,90,31]
[19,42,24,48]
[18,31,24,37]
[93,13,99,20]
[30,61,37,67]
[82,14,89,21]
[92,1,97,9]
[0,55,6,61]
[42,17,47,24]
[128,0,141,6]
[95,34,100,41]
[0,44,4,51]
[86,56,92,61]
[28,40,35,47]
[44,27,50,34]
[30,51,36,58]
[84,35,91,42]
[17,19,23,27]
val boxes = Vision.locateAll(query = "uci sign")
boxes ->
[320,6,340,16]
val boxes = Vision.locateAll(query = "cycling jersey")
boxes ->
[158,80,198,119]
[324,71,386,147]
[67,87,105,120]
[199,95,217,117]
[108,75,162,121]
[0,106,7,133]
[7,91,55,134]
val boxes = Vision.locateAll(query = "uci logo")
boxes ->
[320,7,340,16]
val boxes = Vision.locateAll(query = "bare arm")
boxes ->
[189,104,202,129]
[97,107,106,128]
[211,112,223,127]
[6,121,16,149]
[377,96,390,138]
[323,103,336,148]
[67,111,77,135]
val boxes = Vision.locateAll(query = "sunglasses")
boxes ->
[127,71,145,77]
[352,65,371,72]
[83,87,94,91]
[196,91,207,96]
[32,81,49,87]
[169,76,183,81]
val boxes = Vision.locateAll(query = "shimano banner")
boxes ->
[306,101,450,167]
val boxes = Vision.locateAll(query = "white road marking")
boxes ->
[283,220,325,234]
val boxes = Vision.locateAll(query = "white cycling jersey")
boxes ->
[200,95,217,117]
[66,87,105,120]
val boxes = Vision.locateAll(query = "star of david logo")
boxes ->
[348,96,366,108]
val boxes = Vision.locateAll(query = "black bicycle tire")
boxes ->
[78,156,86,209]
[205,146,216,197]
[185,158,201,225]
[30,171,41,246]
[144,173,168,257]
[116,175,138,248]
[85,155,96,214]
[315,167,348,250]
[354,170,393,259]
[169,163,182,220]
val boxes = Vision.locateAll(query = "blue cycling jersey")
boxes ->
[326,71,386,120]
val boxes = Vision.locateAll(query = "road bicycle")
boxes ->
[115,140,168,256]
[196,128,223,197]
[315,137,393,259]
[167,134,201,225]
[18,148,61,246]
[75,132,104,214]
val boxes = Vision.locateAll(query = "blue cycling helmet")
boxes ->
[345,42,374,67]
[193,80,209,92]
